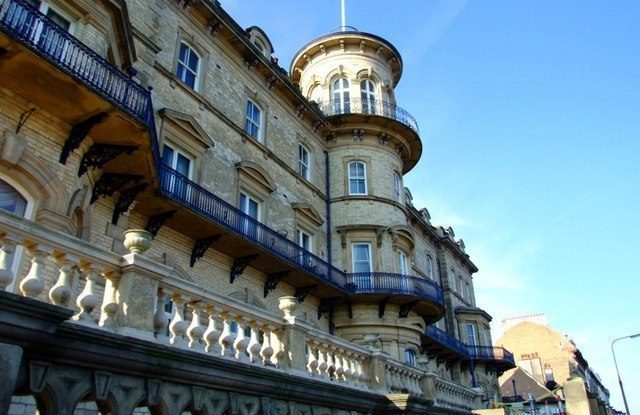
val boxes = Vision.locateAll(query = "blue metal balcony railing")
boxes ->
[425,325,469,356]
[158,165,350,292]
[467,345,515,365]
[320,98,419,134]
[346,272,444,306]
[0,0,150,123]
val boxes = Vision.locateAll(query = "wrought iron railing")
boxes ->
[467,345,515,365]
[158,165,350,292]
[425,325,469,356]
[0,0,150,122]
[320,98,419,134]
[346,272,444,306]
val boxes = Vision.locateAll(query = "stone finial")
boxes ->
[278,296,299,323]
[123,229,153,254]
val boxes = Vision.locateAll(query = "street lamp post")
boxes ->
[611,332,640,415]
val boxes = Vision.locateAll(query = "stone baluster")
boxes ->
[334,349,344,382]
[169,294,188,346]
[19,244,53,299]
[153,289,170,339]
[203,306,221,354]
[259,324,274,365]
[316,344,328,378]
[186,301,205,349]
[306,340,319,376]
[99,270,120,328]
[350,354,360,384]
[0,234,21,290]
[270,327,285,367]
[342,353,352,384]
[218,311,234,357]
[233,316,249,362]
[246,321,262,363]
[356,357,367,384]
[326,348,336,378]
[49,253,78,306]
[73,263,101,323]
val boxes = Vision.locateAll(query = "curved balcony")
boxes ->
[467,345,516,372]
[424,325,468,358]
[345,272,444,320]
[320,98,419,134]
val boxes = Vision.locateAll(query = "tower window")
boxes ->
[360,79,376,114]
[393,172,402,202]
[348,161,367,195]
[332,78,350,113]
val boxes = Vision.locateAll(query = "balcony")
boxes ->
[321,98,419,134]
[0,0,157,177]
[155,167,446,319]
[346,272,444,320]
[467,345,516,372]
[423,325,469,359]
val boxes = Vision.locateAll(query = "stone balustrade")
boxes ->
[0,211,477,406]
[384,360,424,395]
[425,372,482,411]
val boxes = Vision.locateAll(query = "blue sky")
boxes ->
[222,0,640,409]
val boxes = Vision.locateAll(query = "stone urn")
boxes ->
[123,229,154,254]
[278,296,299,320]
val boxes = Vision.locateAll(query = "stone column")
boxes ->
[369,351,388,391]
[114,253,162,341]
[0,342,23,414]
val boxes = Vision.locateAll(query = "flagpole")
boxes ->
[341,0,346,31]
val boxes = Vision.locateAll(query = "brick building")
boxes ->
[497,314,612,415]
[0,0,514,413]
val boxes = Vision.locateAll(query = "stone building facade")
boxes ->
[0,0,514,414]
[497,314,612,414]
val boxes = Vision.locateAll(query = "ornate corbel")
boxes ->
[378,133,389,145]
[230,254,259,283]
[90,173,142,204]
[60,112,107,164]
[206,17,223,37]
[296,103,307,118]
[78,144,137,177]
[145,210,176,237]
[266,75,278,91]
[190,235,222,267]
[112,183,148,225]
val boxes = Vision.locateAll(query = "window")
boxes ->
[360,79,376,114]
[405,349,416,367]
[397,250,409,292]
[298,144,310,180]
[176,42,200,90]
[332,78,350,113]
[393,172,402,202]
[0,179,27,216]
[458,276,463,296]
[426,255,434,280]
[239,192,260,238]
[296,228,314,268]
[450,268,457,291]
[162,144,193,178]
[352,243,372,290]
[244,100,263,141]
[19,0,75,60]
[466,323,478,349]
[464,282,470,301]
[348,161,367,195]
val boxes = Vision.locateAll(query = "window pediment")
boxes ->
[291,202,323,227]
[159,108,214,152]
[235,161,276,193]
[388,225,415,252]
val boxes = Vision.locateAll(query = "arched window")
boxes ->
[0,179,27,216]
[360,79,376,114]
[393,172,402,202]
[176,42,201,90]
[332,78,350,113]
[298,143,311,180]
[244,100,263,141]
[348,161,367,195]
[426,255,434,280]
[405,349,416,366]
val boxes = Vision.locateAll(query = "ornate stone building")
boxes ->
[0,1,514,414]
